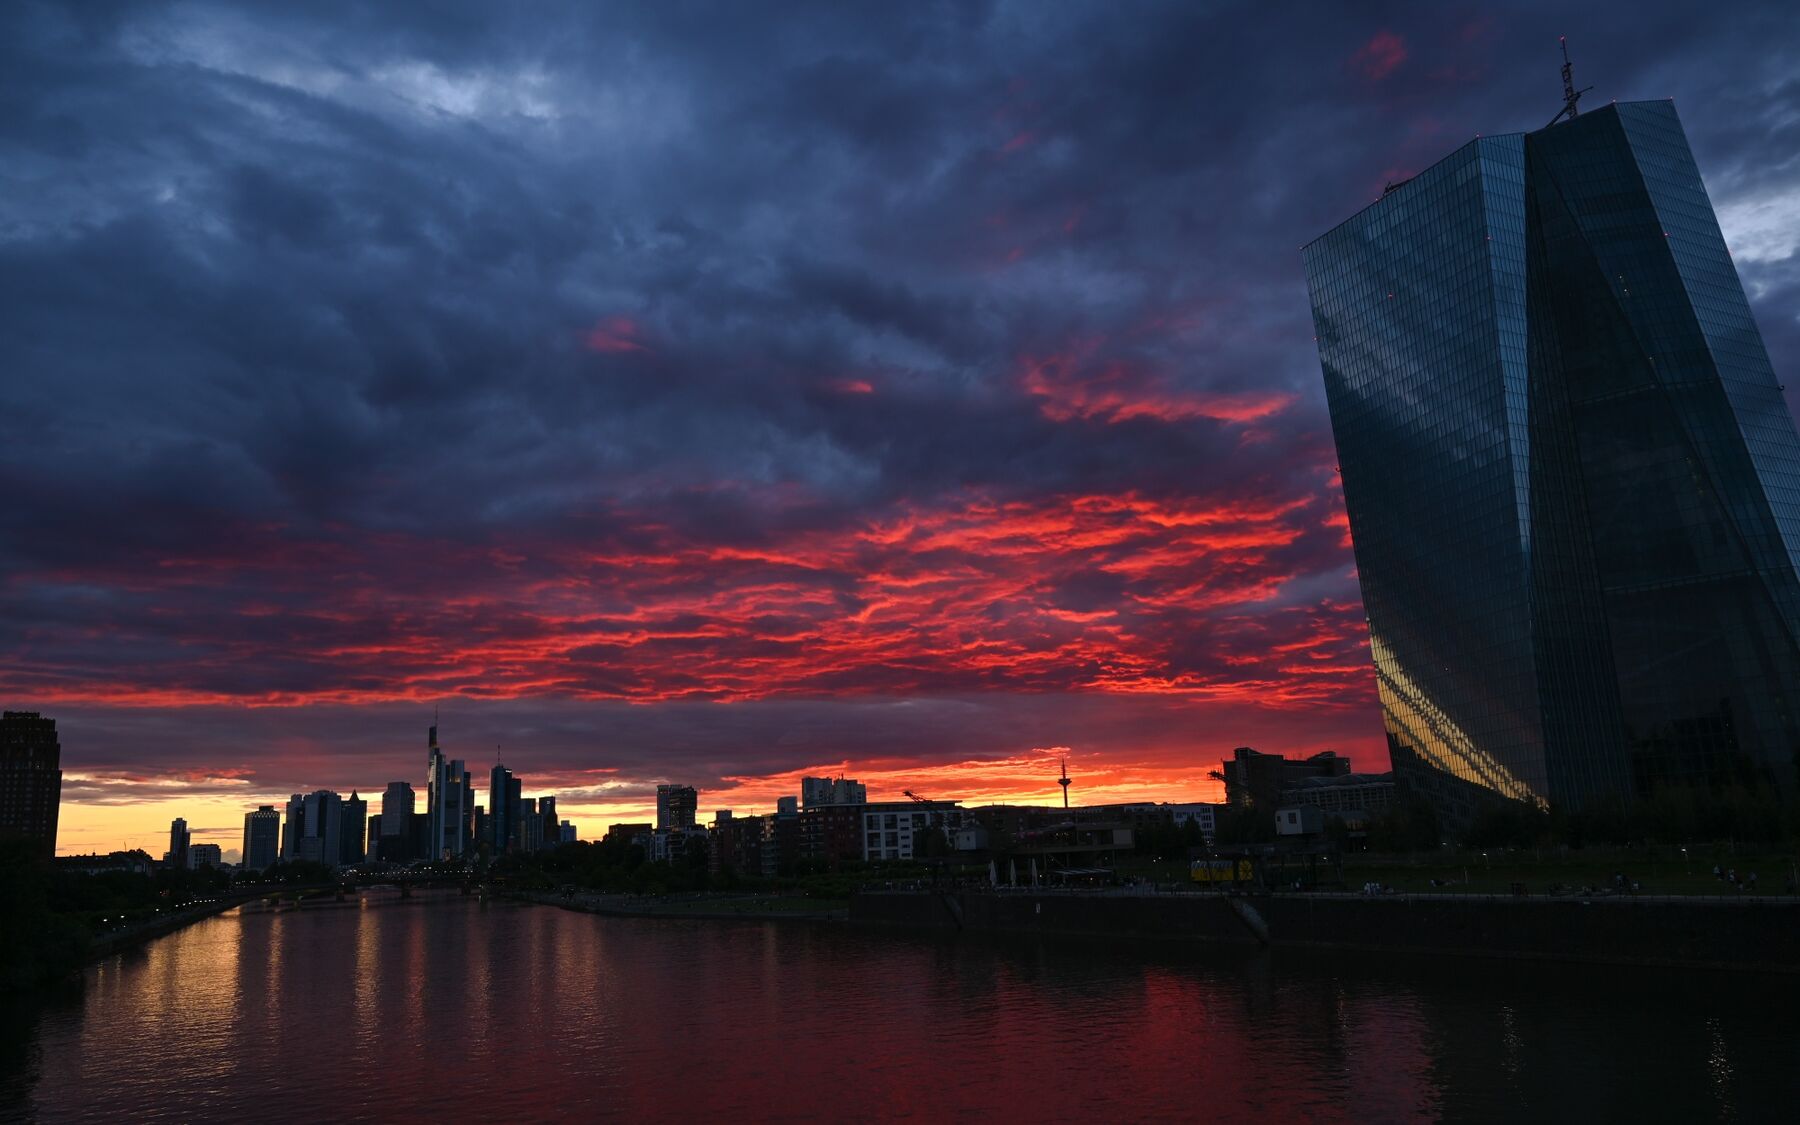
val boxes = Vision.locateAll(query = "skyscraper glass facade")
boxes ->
[1304,102,1800,826]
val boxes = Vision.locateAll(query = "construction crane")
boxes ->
[903,789,930,804]
[1546,36,1593,128]
[1058,758,1072,810]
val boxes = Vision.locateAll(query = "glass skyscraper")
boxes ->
[1304,101,1800,827]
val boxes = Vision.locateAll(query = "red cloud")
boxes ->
[584,316,648,354]
[1020,347,1294,426]
[1352,31,1407,82]
[3,487,1368,713]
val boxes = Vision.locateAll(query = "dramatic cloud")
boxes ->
[4,0,1798,848]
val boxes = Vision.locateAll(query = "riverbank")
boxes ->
[85,894,267,962]
[512,889,848,922]
[850,888,1800,973]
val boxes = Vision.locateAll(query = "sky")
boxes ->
[5,1,1799,857]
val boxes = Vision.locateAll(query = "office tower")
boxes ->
[242,804,281,871]
[281,793,305,860]
[292,790,344,866]
[0,711,62,856]
[426,722,473,860]
[1303,98,1800,828]
[341,791,367,865]
[655,784,698,830]
[559,820,577,844]
[537,796,556,851]
[409,811,432,862]
[519,797,543,851]
[187,843,222,869]
[168,818,191,868]
[489,764,520,853]
[800,776,867,809]
[380,781,414,835]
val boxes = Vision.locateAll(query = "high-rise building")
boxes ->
[801,775,867,808]
[655,784,698,830]
[536,796,556,851]
[292,790,344,866]
[1304,98,1800,829]
[380,781,414,834]
[281,793,305,860]
[341,791,367,866]
[242,804,281,871]
[426,722,473,860]
[0,711,62,856]
[409,811,433,863]
[167,817,191,868]
[187,843,223,869]
[559,820,577,844]
[489,764,520,853]
[519,797,543,852]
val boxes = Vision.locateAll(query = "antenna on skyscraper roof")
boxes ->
[1547,36,1594,128]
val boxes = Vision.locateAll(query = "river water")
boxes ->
[2,891,1796,1121]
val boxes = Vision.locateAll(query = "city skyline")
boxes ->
[7,4,1800,856]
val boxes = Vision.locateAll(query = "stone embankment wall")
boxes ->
[850,890,1800,973]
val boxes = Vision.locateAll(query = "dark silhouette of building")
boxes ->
[0,711,62,855]
[342,791,367,865]
[378,781,415,861]
[1279,774,1396,815]
[1221,747,1350,810]
[705,811,754,875]
[489,764,520,852]
[426,722,473,860]
[167,817,191,868]
[656,784,697,830]
[1305,100,1800,828]
[242,804,281,871]
[606,822,651,845]
[409,811,432,863]
[281,793,304,860]
[798,803,862,865]
[800,775,867,808]
[536,796,557,851]
[289,790,343,866]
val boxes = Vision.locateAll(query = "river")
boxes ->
[2,890,1796,1121]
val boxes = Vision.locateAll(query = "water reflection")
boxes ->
[2,893,1797,1122]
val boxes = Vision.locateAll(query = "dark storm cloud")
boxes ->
[4,0,1799,802]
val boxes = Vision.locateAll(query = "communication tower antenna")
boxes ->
[1058,758,1072,810]
[1547,36,1594,128]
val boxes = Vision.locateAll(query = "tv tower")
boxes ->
[1058,758,1071,810]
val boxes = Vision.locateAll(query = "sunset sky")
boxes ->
[6,2,1799,857]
